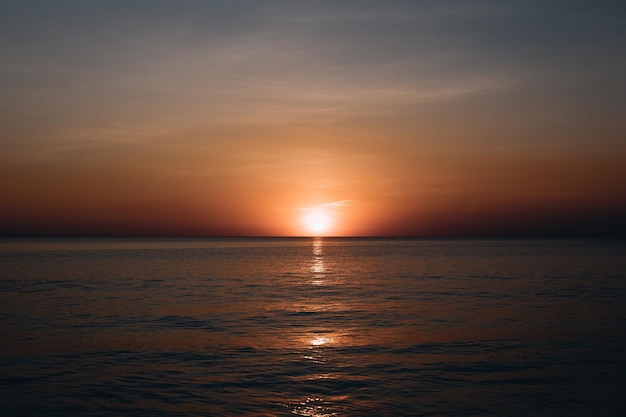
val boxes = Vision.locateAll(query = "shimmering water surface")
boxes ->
[1,238,625,416]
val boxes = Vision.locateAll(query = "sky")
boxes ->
[1,0,625,237]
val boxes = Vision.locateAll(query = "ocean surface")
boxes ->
[1,238,625,416]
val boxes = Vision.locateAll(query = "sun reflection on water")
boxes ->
[312,258,325,274]
[312,238,323,256]
[311,238,326,285]
[310,336,332,346]
[287,237,346,417]
[292,397,338,417]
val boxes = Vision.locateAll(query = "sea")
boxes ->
[0,238,625,416]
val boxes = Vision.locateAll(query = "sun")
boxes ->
[302,208,334,236]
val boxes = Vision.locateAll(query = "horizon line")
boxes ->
[1,234,624,240]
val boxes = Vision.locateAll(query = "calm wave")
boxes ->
[1,238,625,416]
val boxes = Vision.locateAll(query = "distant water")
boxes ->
[1,238,625,416]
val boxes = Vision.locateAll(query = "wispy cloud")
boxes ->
[301,200,352,211]
[322,200,352,208]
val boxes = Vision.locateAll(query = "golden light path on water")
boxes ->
[310,239,326,286]
[291,237,343,417]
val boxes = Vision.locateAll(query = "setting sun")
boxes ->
[302,209,334,236]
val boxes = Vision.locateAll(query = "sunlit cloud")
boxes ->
[322,200,352,208]
[301,201,352,211]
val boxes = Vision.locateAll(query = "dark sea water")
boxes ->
[1,238,625,416]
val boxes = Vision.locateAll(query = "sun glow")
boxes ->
[302,209,334,236]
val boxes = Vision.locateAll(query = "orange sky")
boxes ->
[1,1,625,237]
